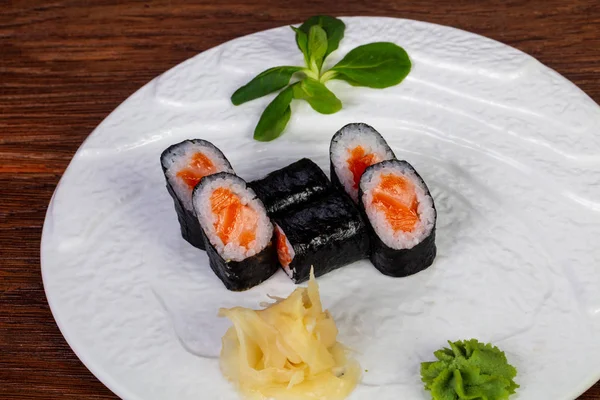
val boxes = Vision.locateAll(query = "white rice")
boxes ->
[193,176,272,262]
[330,124,395,202]
[274,224,295,277]
[361,163,435,250]
[163,141,233,211]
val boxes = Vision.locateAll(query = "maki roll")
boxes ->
[273,191,370,283]
[193,172,278,291]
[330,123,396,203]
[249,158,331,217]
[160,139,234,249]
[359,160,436,277]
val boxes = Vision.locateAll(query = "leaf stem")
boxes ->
[319,70,337,82]
[303,67,319,81]
[309,59,320,76]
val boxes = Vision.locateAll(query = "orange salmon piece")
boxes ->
[372,174,419,232]
[210,188,257,249]
[275,226,292,267]
[347,146,380,189]
[238,230,256,248]
[177,152,217,189]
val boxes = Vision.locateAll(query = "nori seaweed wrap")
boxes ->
[193,172,278,291]
[160,139,234,250]
[165,180,206,249]
[202,233,278,291]
[249,158,331,217]
[273,191,370,283]
[358,159,437,277]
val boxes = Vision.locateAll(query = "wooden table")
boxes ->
[1,1,599,398]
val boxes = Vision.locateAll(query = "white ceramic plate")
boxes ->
[41,17,600,399]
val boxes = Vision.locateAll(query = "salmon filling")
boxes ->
[371,174,420,232]
[275,226,293,268]
[177,152,217,189]
[347,146,380,189]
[210,188,258,249]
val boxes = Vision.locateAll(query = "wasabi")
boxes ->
[421,339,519,400]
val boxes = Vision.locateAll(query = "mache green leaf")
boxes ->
[231,66,302,105]
[307,25,328,71]
[291,26,309,65]
[298,15,345,61]
[330,42,411,88]
[253,85,294,142]
[233,16,412,142]
[292,78,341,114]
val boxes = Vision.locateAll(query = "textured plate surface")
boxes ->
[41,17,600,399]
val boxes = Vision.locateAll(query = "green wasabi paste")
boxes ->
[421,339,519,400]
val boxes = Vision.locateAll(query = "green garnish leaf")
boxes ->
[291,26,309,65]
[231,66,303,105]
[232,16,411,141]
[421,339,519,400]
[307,25,328,71]
[253,85,294,141]
[330,42,411,88]
[292,78,341,115]
[298,15,345,61]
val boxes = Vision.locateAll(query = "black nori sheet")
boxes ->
[329,123,396,202]
[248,158,331,217]
[164,179,206,249]
[329,158,344,197]
[358,160,437,277]
[273,191,370,283]
[202,232,279,291]
[160,139,234,250]
[367,227,437,277]
[194,172,279,291]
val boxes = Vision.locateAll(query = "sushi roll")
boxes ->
[193,172,278,291]
[249,158,331,217]
[273,191,370,283]
[160,139,234,249]
[358,160,436,277]
[330,123,396,203]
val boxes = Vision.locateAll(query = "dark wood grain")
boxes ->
[1,1,599,398]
